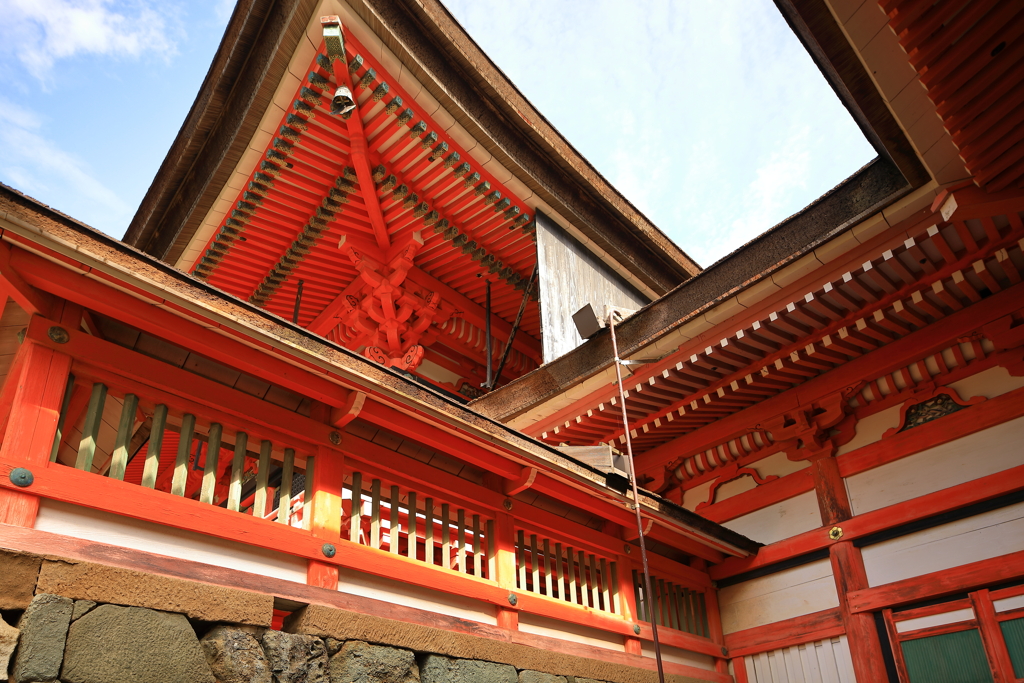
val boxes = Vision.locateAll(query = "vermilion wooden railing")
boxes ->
[0,313,723,660]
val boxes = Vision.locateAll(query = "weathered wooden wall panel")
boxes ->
[740,635,856,683]
[535,211,648,363]
[722,490,821,545]
[35,499,308,582]
[846,415,1024,515]
[861,501,1024,588]
[719,559,839,634]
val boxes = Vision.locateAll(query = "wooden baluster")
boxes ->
[542,539,553,597]
[169,412,196,495]
[472,514,481,578]
[389,485,401,555]
[75,382,107,472]
[567,547,578,605]
[589,554,600,610]
[487,519,496,581]
[678,587,690,633]
[576,551,588,607]
[141,404,168,489]
[672,584,684,631]
[227,432,248,512]
[276,447,294,523]
[610,561,621,615]
[369,479,382,548]
[601,558,611,613]
[200,423,223,504]
[302,454,315,529]
[456,509,466,572]
[698,591,709,637]
[349,472,363,543]
[406,492,417,560]
[554,543,564,601]
[108,393,138,481]
[49,373,76,463]
[530,535,539,594]
[440,503,450,568]
[516,529,526,589]
[254,440,272,517]
[423,497,434,564]
[632,569,644,621]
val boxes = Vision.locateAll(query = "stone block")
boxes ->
[36,559,272,626]
[0,615,18,682]
[61,604,214,683]
[201,626,271,683]
[420,654,516,683]
[330,641,418,683]
[261,630,328,683]
[71,600,96,621]
[0,550,41,610]
[13,593,72,683]
[520,672,566,683]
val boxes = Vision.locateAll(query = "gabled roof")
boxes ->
[124,0,700,294]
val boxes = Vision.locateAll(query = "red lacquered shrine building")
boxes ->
[0,1,1022,682]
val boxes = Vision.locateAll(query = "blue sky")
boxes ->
[0,0,874,268]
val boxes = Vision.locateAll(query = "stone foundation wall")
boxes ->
[0,547,712,683]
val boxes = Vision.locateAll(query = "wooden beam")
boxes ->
[848,549,1024,614]
[724,608,844,657]
[830,541,888,682]
[0,241,52,316]
[712,457,1024,582]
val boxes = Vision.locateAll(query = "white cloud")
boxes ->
[0,0,175,82]
[0,96,132,231]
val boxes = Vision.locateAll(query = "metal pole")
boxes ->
[484,279,493,388]
[608,309,666,683]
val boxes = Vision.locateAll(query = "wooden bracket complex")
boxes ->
[330,390,366,430]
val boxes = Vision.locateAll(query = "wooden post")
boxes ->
[0,339,72,526]
[307,444,345,590]
[617,554,643,655]
[811,455,853,526]
[830,541,889,682]
[692,558,729,674]
[971,590,1016,682]
[494,511,518,630]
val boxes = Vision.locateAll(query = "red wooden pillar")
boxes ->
[493,511,519,630]
[692,557,729,675]
[616,555,642,655]
[830,541,888,681]
[0,336,72,526]
[306,444,345,589]
[972,590,1016,682]
[811,454,852,526]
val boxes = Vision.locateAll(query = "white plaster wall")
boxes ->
[846,414,1024,515]
[640,642,715,671]
[741,635,855,683]
[861,501,1024,587]
[337,568,497,626]
[718,559,838,634]
[722,491,821,545]
[517,613,624,652]
[35,500,308,583]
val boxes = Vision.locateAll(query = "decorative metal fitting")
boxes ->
[507,593,518,606]
[502,499,513,511]
[721,646,728,656]
[47,326,69,344]
[623,544,632,554]
[329,431,342,445]
[633,624,641,635]
[9,467,33,488]
[322,543,337,558]
[828,526,844,541]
